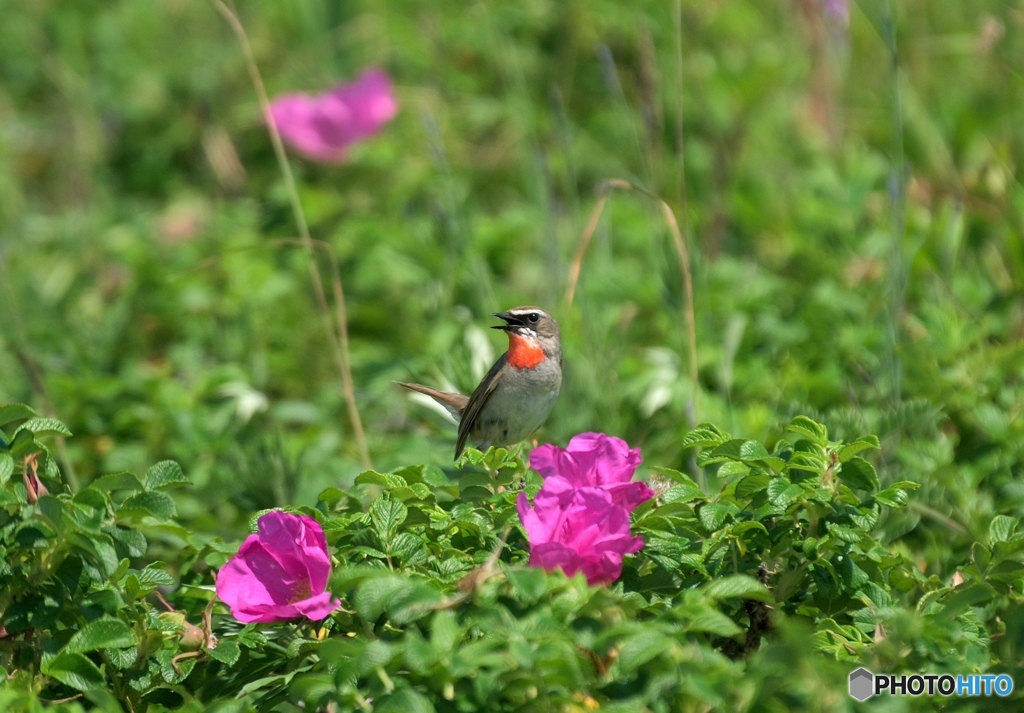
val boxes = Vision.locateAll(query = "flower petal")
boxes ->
[268,68,397,164]
[293,591,342,621]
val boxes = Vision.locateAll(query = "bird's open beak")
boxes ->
[491,312,524,331]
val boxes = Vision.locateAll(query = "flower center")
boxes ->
[288,581,313,604]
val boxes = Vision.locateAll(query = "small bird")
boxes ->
[397,306,563,460]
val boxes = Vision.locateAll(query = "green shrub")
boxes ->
[2,408,1021,711]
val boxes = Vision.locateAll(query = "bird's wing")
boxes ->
[455,352,508,459]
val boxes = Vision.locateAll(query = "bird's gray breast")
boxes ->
[471,359,561,446]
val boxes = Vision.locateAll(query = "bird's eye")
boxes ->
[528,313,540,323]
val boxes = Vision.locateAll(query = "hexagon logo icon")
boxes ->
[849,667,874,701]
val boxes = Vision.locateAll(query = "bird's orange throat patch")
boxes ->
[507,333,546,369]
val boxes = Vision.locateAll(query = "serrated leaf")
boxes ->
[685,609,744,637]
[63,618,135,654]
[662,483,705,503]
[680,425,729,450]
[118,491,176,520]
[355,574,413,622]
[838,457,879,491]
[735,474,771,499]
[702,575,774,603]
[0,403,38,428]
[355,470,408,488]
[938,582,996,621]
[0,454,13,485]
[989,515,1018,544]
[388,532,427,565]
[208,639,240,665]
[837,435,881,462]
[43,652,104,691]
[144,461,189,491]
[157,647,195,683]
[649,466,700,488]
[90,472,146,493]
[697,502,732,531]
[616,631,672,673]
[375,686,435,713]
[731,521,770,538]
[786,416,828,446]
[16,417,72,437]
[717,461,751,478]
[106,646,138,670]
[429,610,461,652]
[874,486,909,508]
[739,440,771,462]
[370,496,407,540]
[827,522,863,544]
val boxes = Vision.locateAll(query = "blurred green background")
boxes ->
[1,0,1021,570]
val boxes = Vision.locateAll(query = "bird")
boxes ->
[397,306,563,460]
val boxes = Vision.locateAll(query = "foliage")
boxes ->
[2,0,1023,709]
[3,413,1023,710]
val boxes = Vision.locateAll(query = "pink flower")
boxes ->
[268,68,398,163]
[516,487,644,586]
[216,510,341,624]
[530,432,654,511]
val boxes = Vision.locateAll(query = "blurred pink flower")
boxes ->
[216,510,341,624]
[268,68,397,163]
[530,432,654,511]
[516,487,644,586]
[822,0,849,26]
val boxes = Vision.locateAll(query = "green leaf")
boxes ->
[739,440,771,462]
[786,416,828,446]
[616,630,673,674]
[837,457,879,491]
[0,454,13,485]
[685,609,743,637]
[16,417,72,437]
[706,439,747,461]
[375,686,436,713]
[717,461,751,478]
[938,583,996,621]
[42,652,105,691]
[702,575,774,603]
[429,610,461,652]
[64,618,135,654]
[355,470,408,488]
[662,483,705,504]
[730,521,770,538]
[118,491,177,520]
[874,485,909,508]
[735,474,771,499]
[355,574,414,622]
[90,472,146,493]
[0,403,38,428]
[208,639,241,665]
[697,502,733,531]
[650,466,700,488]
[370,496,407,540]
[837,435,881,462]
[144,461,189,490]
[680,425,729,450]
[989,515,1018,544]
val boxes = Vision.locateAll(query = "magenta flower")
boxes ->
[216,510,341,624]
[530,432,654,511]
[516,487,644,586]
[268,68,398,163]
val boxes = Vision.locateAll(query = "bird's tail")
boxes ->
[395,382,469,420]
